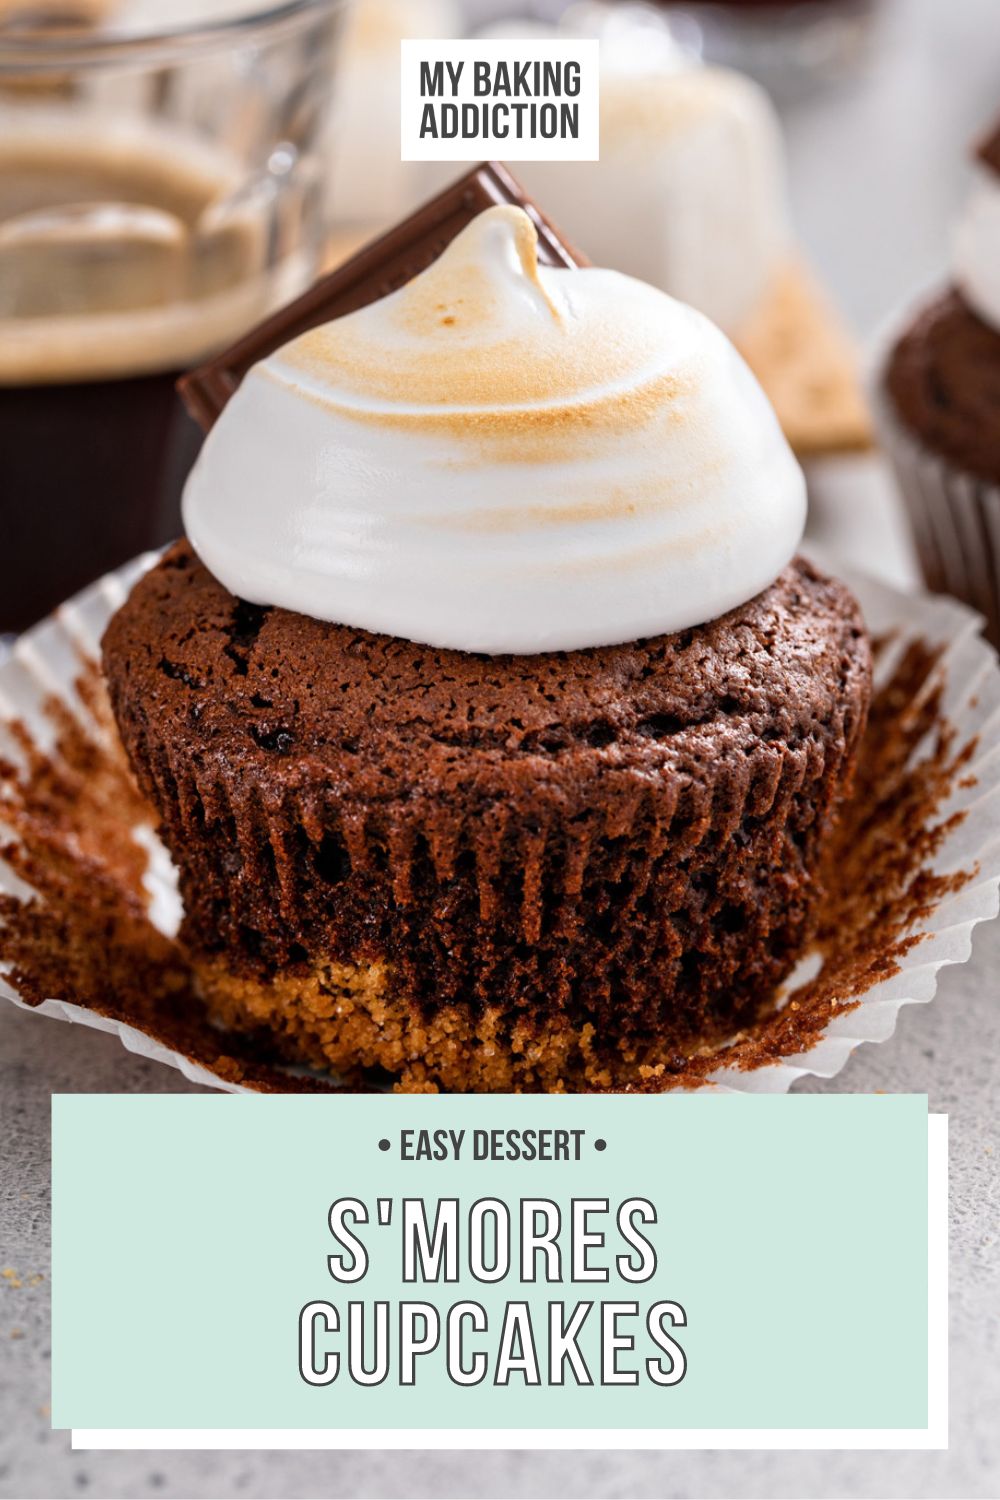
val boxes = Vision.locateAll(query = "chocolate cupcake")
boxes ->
[103,205,871,1091]
[877,116,1000,646]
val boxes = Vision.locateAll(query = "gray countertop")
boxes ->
[2,0,1000,1495]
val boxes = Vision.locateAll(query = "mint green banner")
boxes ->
[52,1094,928,1430]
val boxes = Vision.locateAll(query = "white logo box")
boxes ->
[401,39,600,162]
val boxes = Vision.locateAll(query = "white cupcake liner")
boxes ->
[2,550,1000,1095]
[869,302,1000,646]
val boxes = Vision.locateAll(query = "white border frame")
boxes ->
[72,1118,948,1453]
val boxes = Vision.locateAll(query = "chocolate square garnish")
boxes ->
[179,161,588,431]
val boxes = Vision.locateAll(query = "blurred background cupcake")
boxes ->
[875,114,1000,647]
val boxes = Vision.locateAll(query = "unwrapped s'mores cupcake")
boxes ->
[102,202,872,1092]
[877,116,1000,646]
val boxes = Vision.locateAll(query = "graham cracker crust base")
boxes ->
[196,955,708,1094]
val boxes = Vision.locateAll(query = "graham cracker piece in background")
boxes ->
[735,257,873,458]
[319,226,370,275]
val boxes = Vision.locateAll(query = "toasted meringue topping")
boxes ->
[183,206,806,653]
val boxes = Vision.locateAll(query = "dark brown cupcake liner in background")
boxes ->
[872,373,1000,651]
[869,306,1000,651]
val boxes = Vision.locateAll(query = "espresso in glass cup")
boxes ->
[0,0,345,632]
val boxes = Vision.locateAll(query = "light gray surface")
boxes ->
[2,0,1000,1496]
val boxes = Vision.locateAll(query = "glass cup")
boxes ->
[0,0,346,632]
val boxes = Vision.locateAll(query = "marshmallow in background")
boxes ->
[327,0,461,229]
[479,2,791,336]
